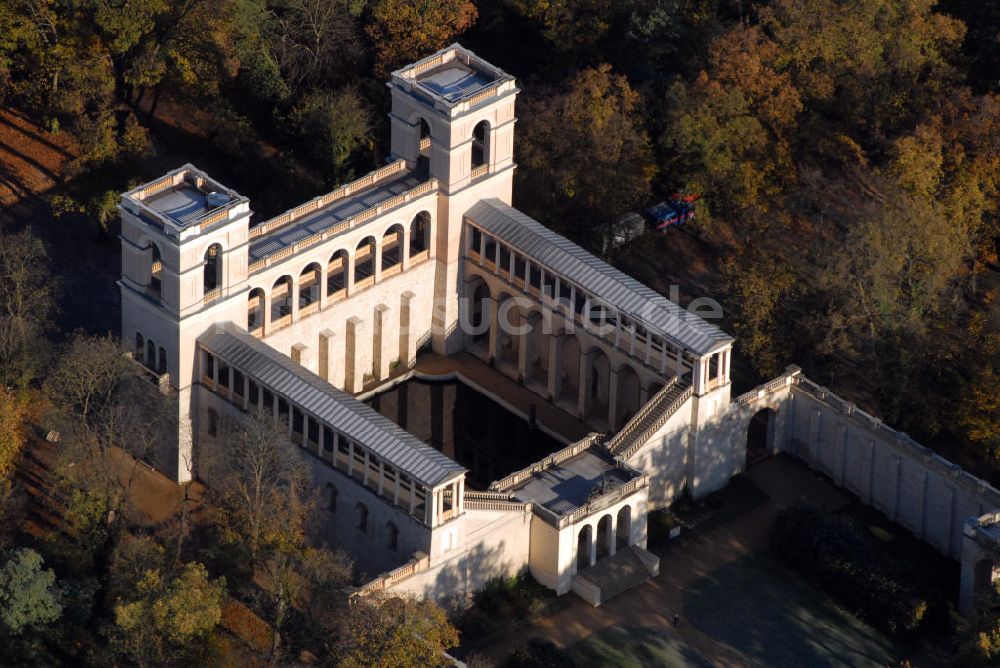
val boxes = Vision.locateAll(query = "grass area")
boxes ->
[682,552,899,667]
[570,625,711,668]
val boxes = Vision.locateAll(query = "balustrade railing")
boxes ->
[247,178,437,275]
[249,160,407,240]
[202,287,223,304]
[488,433,604,492]
[617,385,693,461]
[735,366,801,405]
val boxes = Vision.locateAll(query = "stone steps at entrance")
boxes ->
[572,545,659,606]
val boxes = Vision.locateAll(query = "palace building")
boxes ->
[119,45,999,607]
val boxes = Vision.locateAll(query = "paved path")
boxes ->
[476,456,907,666]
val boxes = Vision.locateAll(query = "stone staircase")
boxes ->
[571,545,660,606]
[605,377,693,460]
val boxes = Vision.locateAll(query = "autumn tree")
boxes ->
[336,594,460,668]
[516,63,654,245]
[366,0,478,77]
[287,88,373,182]
[201,408,310,568]
[112,562,225,666]
[0,549,63,637]
[45,334,174,574]
[660,25,801,224]
[0,229,57,388]
[722,254,800,377]
[759,0,965,154]
[502,0,617,55]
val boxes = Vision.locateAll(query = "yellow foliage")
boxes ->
[0,387,26,480]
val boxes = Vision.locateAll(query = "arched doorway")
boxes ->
[271,275,292,323]
[148,243,163,296]
[747,407,777,467]
[299,263,321,310]
[409,212,430,257]
[587,349,610,421]
[355,236,376,284]
[616,505,631,549]
[382,224,404,272]
[596,515,613,559]
[472,120,489,169]
[525,310,548,388]
[577,525,592,570]
[247,288,265,332]
[203,243,222,294]
[327,249,348,296]
[495,293,519,371]
[615,364,641,430]
[558,335,580,406]
[417,118,431,173]
[465,279,491,354]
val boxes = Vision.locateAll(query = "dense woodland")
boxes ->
[1,0,1000,664]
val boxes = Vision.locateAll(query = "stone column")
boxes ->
[373,303,392,381]
[345,253,356,296]
[262,292,272,335]
[487,297,499,363]
[608,517,617,556]
[547,335,561,400]
[607,367,619,431]
[577,350,591,419]
[345,317,365,393]
[373,243,383,283]
[401,227,411,272]
[517,311,529,383]
[291,281,300,322]
[319,265,329,310]
[588,527,597,567]
[318,329,335,382]
[399,291,417,369]
[291,343,306,367]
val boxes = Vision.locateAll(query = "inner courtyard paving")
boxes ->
[474,455,951,667]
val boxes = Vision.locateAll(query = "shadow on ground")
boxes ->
[682,552,898,667]
[570,625,712,668]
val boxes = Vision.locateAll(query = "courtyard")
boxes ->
[471,455,952,667]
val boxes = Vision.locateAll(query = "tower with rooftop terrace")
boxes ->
[118,165,253,481]
[388,45,520,354]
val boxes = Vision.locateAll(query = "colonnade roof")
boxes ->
[198,323,466,488]
[464,199,734,356]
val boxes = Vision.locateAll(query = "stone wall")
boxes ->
[778,378,1000,561]
[387,506,533,605]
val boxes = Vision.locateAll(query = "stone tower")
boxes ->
[118,166,252,481]
[386,44,520,353]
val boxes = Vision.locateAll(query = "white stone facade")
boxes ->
[118,44,999,609]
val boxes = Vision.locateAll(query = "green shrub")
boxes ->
[770,506,929,635]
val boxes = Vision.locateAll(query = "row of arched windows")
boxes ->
[134,332,167,375]
[325,484,398,550]
[247,212,431,333]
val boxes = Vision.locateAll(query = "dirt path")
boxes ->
[0,107,76,209]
